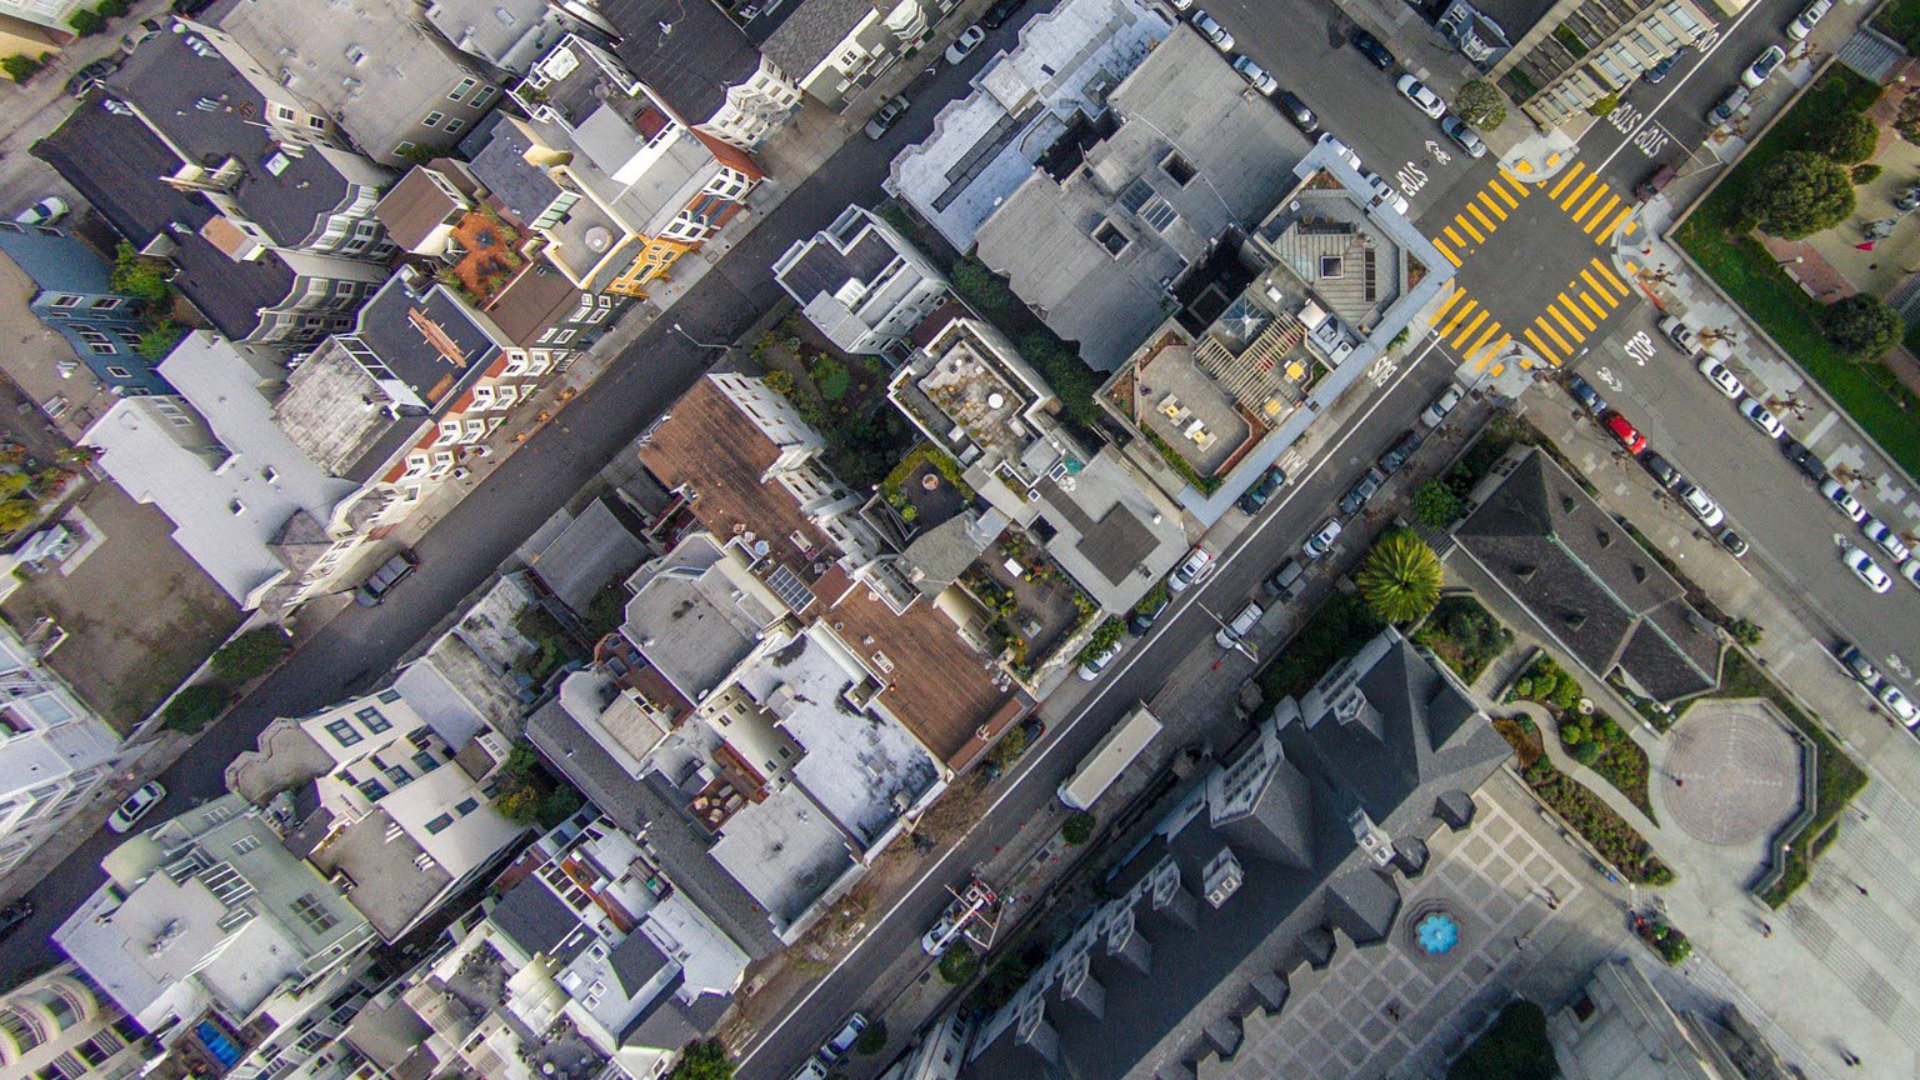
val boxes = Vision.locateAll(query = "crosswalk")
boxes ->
[1546,161,1638,245]
[1427,286,1513,375]
[1520,256,1634,367]
[1430,170,1533,268]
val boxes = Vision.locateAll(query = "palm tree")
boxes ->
[1357,531,1444,624]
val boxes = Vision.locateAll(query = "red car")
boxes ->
[1605,413,1647,455]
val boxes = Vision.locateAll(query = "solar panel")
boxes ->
[766,563,816,614]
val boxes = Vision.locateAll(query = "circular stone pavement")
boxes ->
[1660,702,1799,846]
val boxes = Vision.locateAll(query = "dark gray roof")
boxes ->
[281,780,333,859]
[469,123,565,229]
[753,0,873,74]
[1213,754,1314,870]
[619,972,734,1050]
[779,229,899,302]
[106,30,363,251]
[34,101,299,343]
[609,929,672,997]
[1456,449,1721,701]
[601,0,766,123]
[528,498,647,616]
[1324,870,1399,944]
[490,880,583,960]
[526,698,786,959]
[353,274,503,408]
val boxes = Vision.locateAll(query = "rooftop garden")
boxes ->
[963,531,1097,680]
[755,316,916,491]
[1413,593,1512,685]
[439,209,527,306]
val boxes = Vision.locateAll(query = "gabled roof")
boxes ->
[600,0,766,123]
[751,0,873,74]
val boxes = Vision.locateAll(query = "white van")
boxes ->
[1215,600,1262,649]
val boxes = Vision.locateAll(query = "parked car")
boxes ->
[1128,592,1169,635]
[1566,373,1608,415]
[1077,640,1122,681]
[1820,478,1868,523]
[980,0,1027,28]
[1263,558,1305,600]
[1276,91,1320,135]
[1716,526,1749,558]
[1781,438,1828,481]
[1302,518,1343,560]
[1420,383,1464,429]
[1903,558,1920,591]
[13,197,69,227]
[1659,315,1698,354]
[1634,163,1676,201]
[864,95,910,140]
[1232,55,1277,95]
[1737,396,1786,440]
[355,549,419,606]
[1168,546,1214,592]
[1440,114,1486,158]
[1836,640,1883,685]
[1604,413,1647,455]
[1695,356,1743,398]
[1641,451,1681,489]
[0,900,30,940]
[1237,465,1288,514]
[1742,45,1786,88]
[1191,10,1234,52]
[1317,132,1362,171]
[108,782,167,833]
[818,1015,869,1065]
[1709,86,1750,126]
[1643,54,1678,84]
[1863,516,1912,563]
[790,1061,828,1080]
[1881,683,1919,726]
[944,24,986,64]
[1842,543,1894,594]
[1395,74,1446,119]
[1339,467,1385,516]
[1364,172,1409,215]
[1214,600,1263,649]
[1676,481,1725,528]
[65,57,120,98]
[1787,0,1832,38]
[1376,429,1420,476]
[1350,28,1393,69]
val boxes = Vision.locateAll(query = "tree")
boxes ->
[1411,478,1463,528]
[937,947,981,984]
[1586,94,1619,118]
[211,626,292,683]
[1820,112,1880,165]
[1853,163,1884,185]
[1821,292,1904,362]
[1900,93,1920,145]
[396,143,441,167]
[2,54,43,85]
[164,682,235,733]
[1453,80,1507,130]
[854,1020,888,1056]
[111,243,173,307]
[1751,152,1855,239]
[66,7,104,33]
[667,1040,732,1080]
[1061,811,1095,845]
[952,257,1014,311]
[1356,531,1444,624]
[138,322,187,362]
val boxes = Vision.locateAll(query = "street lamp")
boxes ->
[670,322,728,352]
[1777,255,1803,266]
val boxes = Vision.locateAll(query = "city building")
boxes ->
[477,34,762,297]
[1454,447,1724,702]
[0,223,166,396]
[374,165,478,258]
[593,0,803,149]
[0,622,127,891]
[959,628,1511,1079]
[743,0,932,112]
[0,11,61,61]
[1549,959,1747,1079]
[82,332,365,613]
[187,0,504,166]
[973,25,1310,371]
[424,0,578,76]
[774,205,949,356]
[0,0,81,33]
[35,102,389,352]
[0,964,150,1080]
[889,0,1171,251]
[54,793,378,1074]
[1491,0,1716,127]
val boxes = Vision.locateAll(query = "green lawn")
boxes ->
[1674,69,1920,482]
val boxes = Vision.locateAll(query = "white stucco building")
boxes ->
[0,624,127,890]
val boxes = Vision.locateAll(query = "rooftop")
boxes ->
[747,0,873,73]
[623,533,786,706]
[526,496,648,617]
[1026,446,1186,614]
[375,166,471,254]
[425,0,568,75]
[467,120,566,229]
[599,0,766,123]
[353,271,506,409]
[708,781,856,927]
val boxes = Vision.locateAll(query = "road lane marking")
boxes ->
[1583,193,1621,235]
[1430,287,1466,323]
[1491,176,1523,206]
[1560,170,1597,211]
[1563,297,1597,333]
[1471,332,1510,371]
[1535,316,1573,354]
[1580,269,1618,305]
[1595,203,1635,244]
[1478,190,1508,220]
[1571,183,1608,224]
[1433,238,1461,266]
[1466,319,1501,356]
[1441,298,1477,337]
[1577,291,1607,322]
[1444,224,1467,248]
[1549,162,1586,200]
[1524,326,1559,364]
[1549,304,1585,340]
[1468,202,1496,232]
[1590,258,1628,295]
[1589,0,1773,177]
[1456,215,1486,244]
[1452,308,1489,347]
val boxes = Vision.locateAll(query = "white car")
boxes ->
[1395,74,1446,119]
[1737,396,1785,440]
[1191,10,1234,52]
[14,196,68,227]
[1787,0,1831,40]
[1302,518,1343,560]
[1214,600,1262,649]
[1317,132,1362,171]
[1232,55,1276,95]
[1678,483,1724,528]
[1863,516,1912,563]
[1821,478,1868,523]
[944,25,986,64]
[1420,384,1464,429]
[1842,543,1894,594]
[1882,683,1920,726]
[1696,356,1744,399]
[1168,546,1214,592]
[818,1014,869,1065]
[1742,45,1786,89]
[1077,640,1121,681]
[108,782,166,833]
[1901,558,1920,591]
[1659,315,1699,355]
[1440,114,1486,158]
[1362,171,1410,215]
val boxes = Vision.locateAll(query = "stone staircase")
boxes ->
[1835,25,1907,83]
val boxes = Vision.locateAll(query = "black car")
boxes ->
[1263,558,1305,600]
[1275,91,1320,135]
[1236,465,1288,514]
[1350,29,1394,70]
[0,900,30,940]
[1643,54,1678,83]
[1780,438,1829,482]
[981,0,1026,29]
[65,57,120,98]
[1716,527,1749,557]
[1641,451,1680,489]
[1128,593,1168,636]
[1565,373,1607,416]
[1339,467,1385,516]
[1376,429,1420,476]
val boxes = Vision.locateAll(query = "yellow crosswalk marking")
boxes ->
[1595,203,1635,244]
[1477,191,1508,220]
[1622,221,1638,236]
[1536,316,1573,354]
[1491,362,1506,376]
[1441,298,1477,338]
[1571,183,1608,224]
[1591,258,1628,296]
[1579,291,1608,322]
[1583,194,1621,235]
[1549,162,1585,201]
[1492,175,1524,206]
[1445,224,1467,248]
[1433,238,1461,267]
[1468,202,1496,232]
[1471,332,1511,372]
[1580,269,1618,306]
[1523,326,1558,365]
[1549,304,1585,341]
[1499,169,1530,195]
[1466,319,1501,357]
[1559,170,1597,211]
[1456,215,1486,244]
[1561,295,1597,332]
[1429,286,1466,323]
[1452,308,1490,348]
